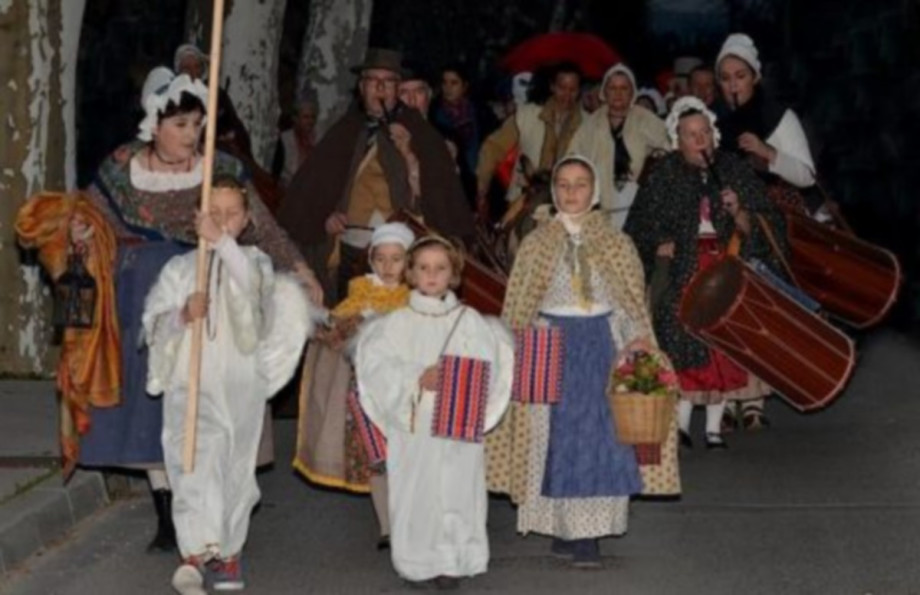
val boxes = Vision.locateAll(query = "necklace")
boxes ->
[408,301,462,318]
[149,147,194,172]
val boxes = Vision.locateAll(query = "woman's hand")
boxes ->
[721,189,742,217]
[195,210,223,244]
[721,189,752,236]
[737,133,776,163]
[418,366,440,391]
[624,336,653,354]
[388,123,413,157]
[182,291,208,324]
[294,262,324,306]
[68,214,94,245]
[656,241,675,258]
[324,212,348,236]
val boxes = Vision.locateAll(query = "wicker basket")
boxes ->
[609,391,674,445]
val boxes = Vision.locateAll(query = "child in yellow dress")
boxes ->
[294,222,415,550]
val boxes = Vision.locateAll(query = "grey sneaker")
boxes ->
[171,564,207,595]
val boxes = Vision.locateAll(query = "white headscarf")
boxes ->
[137,67,208,142]
[665,96,721,150]
[370,222,415,251]
[636,87,667,117]
[600,64,637,106]
[551,155,601,234]
[716,33,762,79]
[511,72,533,106]
[173,44,209,77]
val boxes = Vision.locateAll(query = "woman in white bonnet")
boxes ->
[715,34,818,203]
[715,33,822,429]
[569,63,671,230]
[66,65,319,555]
[625,96,786,449]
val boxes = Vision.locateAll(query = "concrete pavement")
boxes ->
[1,330,919,594]
[0,382,110,579]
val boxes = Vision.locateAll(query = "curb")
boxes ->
[0,470,109,578]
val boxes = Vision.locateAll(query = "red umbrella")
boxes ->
[500,32,620,79]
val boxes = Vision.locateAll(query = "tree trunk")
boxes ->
[0,0,85,376]
[184,0,214,48]
[297,0,373,138]
[221,0,288,168]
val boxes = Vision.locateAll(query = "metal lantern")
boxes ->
[53,250,97,329]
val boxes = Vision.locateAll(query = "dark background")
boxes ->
[75,0,920,335]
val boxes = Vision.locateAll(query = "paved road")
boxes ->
[2,330,919,594]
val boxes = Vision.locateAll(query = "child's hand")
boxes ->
[418,366,439,391]
[196,210,223,244]
[182,292,208,324]
[335,315,363,339]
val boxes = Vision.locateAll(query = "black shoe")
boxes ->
[742,408,771,430]
[678,430,693,449]
[376,535,391,551]
[147,489,177,553]
[550,538,575,559]
[721,408,739,434]
[570,539,602,569]
[434,576,460,590]
[705,432,728,450]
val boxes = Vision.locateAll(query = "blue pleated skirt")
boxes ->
[540,313,642,499]
[79,241,190,467]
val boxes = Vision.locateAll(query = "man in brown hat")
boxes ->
[279,48,475,302]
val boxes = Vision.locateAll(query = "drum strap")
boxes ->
[754,214,799,288]
[410,306,468,433]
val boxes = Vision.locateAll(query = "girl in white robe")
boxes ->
[355,236,513,589]
[143,178,311,594]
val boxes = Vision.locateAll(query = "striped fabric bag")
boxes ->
[346,390,387,465]
[512,327,565,404]
[431,356,491,443]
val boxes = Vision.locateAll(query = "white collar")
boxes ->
[409,290,460,316]
[130,154,203,192]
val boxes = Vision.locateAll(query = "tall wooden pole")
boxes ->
[183,0,226,473]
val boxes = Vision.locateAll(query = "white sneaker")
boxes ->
[172,564,207,595]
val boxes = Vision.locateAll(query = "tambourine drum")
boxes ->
[784,211,900,328]
[389,210,507,316]
[679,257,855,412]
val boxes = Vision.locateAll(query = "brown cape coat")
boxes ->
[279,104,475,260]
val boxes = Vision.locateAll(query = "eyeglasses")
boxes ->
[362,75,399,88]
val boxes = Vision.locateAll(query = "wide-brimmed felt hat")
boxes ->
[350,48,403,75]
[400,59,432,86]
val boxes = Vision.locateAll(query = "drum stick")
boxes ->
[703,151,724,190]
[184,0,226,474]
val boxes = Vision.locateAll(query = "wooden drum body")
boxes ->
[390,211,507,316]
[679,257,855,412]
[785,211,900,329]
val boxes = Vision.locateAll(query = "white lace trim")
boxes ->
[129,154,203,192]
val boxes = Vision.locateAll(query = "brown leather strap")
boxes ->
[754,213,798,287]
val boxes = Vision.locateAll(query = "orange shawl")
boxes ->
[15,192,120,478]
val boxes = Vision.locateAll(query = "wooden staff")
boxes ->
[183,0,226,473]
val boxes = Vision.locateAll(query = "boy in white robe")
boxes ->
[143,177,311,594]
[355,236,514,589]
